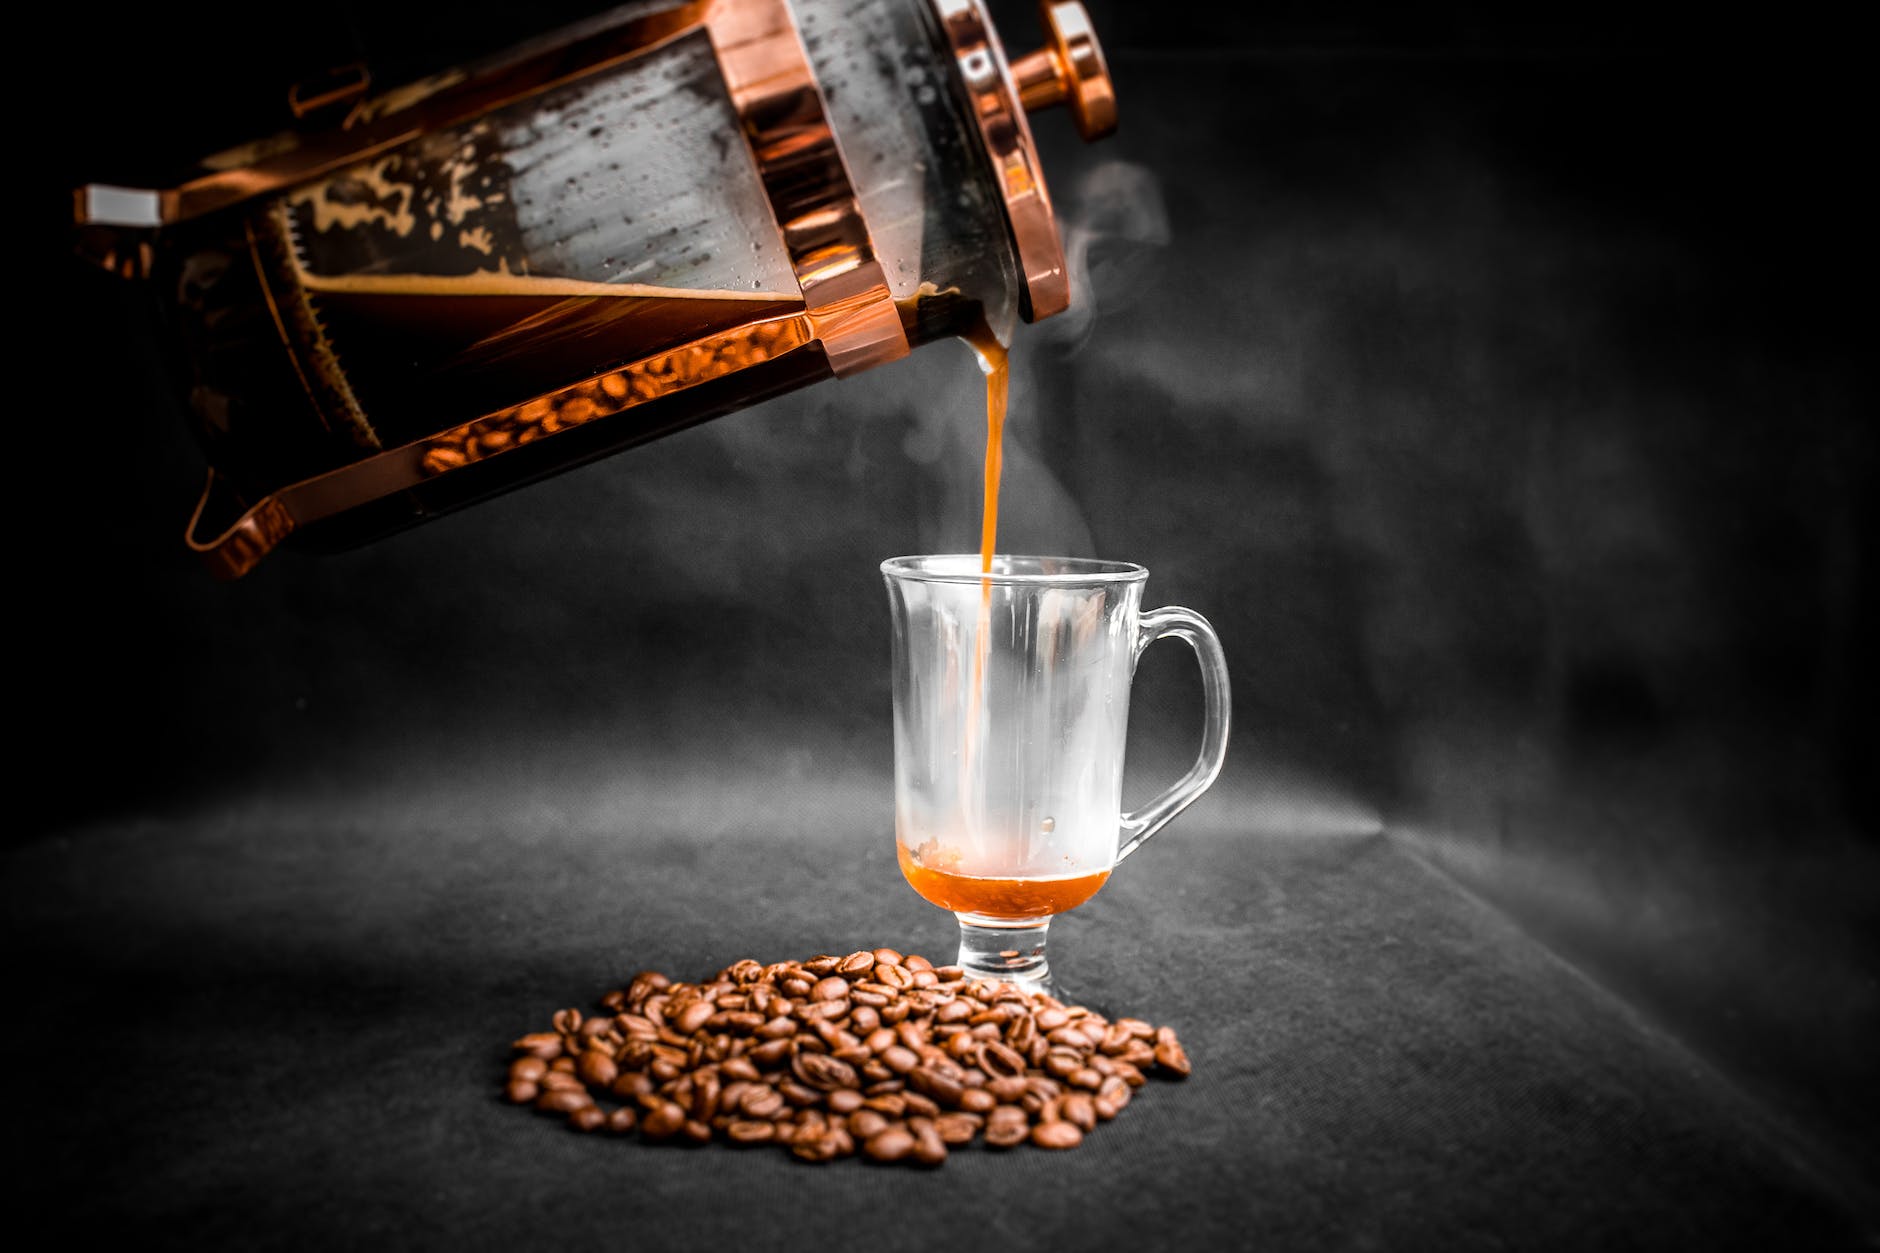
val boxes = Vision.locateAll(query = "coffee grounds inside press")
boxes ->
[501,948,1190,1165]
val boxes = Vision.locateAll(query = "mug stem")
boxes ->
[955,917,1053,995]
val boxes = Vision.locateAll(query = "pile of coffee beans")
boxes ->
[502,948,1190,1166]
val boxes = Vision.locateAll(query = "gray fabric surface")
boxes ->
[9,810,1870,1250]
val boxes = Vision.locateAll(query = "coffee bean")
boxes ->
[690,1071,721,1120]
[576,1051,618,1089]
[910,1118,948,1167]
[827,1088,865,1114]
[863,1127,914,1162]
[505,1079,538,1105]
[1154,1033,1192,1078]
[612,1072,654,1101]
[863,1093,908,1117]
[977,1040,1027,1078]
[838,950,876,978]
[627,971,669,1003]
[909,1066,964,1108]
[779,1079,823,1107]
[935,1000,973,1024]
[1062,1092,1098,1133]
[986,1076,1027,1103]
[536,1089,592,1115]
[606,1106,639,1134]
[850,1109,891,1139]
[750,1038,794,1069]
[673,1001,714,1035]
[512,1032,563,1060]
[509,1057,547,1084]
[959,1087,996,1114]
[934,1113,980,1145]
[983,1114,1029,1149]
[1043,1051,1081,1079]
[792,1131,845,1163]
[756,1016,797,1041]
[1032,1121,1083,1149]
[792,1052,859,1091]
[739,1086,785,1119]
[726,1120,775,1144]
[639,1101,686,1139]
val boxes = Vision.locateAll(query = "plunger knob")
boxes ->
[1008,1,1117,140]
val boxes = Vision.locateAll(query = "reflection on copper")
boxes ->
[415,313,809,476]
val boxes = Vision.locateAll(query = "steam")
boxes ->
[888,159,1175,559]
[1044,160,1173,355]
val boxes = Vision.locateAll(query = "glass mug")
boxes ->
[881,555,1230,994]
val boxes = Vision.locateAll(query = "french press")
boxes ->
[72,0,1116,578]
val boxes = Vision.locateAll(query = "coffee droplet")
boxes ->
[1040,816,1055,832]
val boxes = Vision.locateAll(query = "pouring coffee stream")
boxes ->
[71,0,1117,578]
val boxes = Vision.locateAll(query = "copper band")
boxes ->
[703,0,908,376]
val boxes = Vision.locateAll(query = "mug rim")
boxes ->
[881,554,1149,585]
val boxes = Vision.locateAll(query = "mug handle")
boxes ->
[1116,606,1231,863]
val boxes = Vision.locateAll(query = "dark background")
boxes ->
[20,0,1876,1244]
